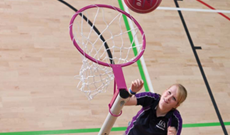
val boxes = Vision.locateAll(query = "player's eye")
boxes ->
[173,97,176,101]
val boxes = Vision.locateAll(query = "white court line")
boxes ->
[122,0,155,93]
[157,7,230,13]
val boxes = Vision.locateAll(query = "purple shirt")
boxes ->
[125,92,183,135]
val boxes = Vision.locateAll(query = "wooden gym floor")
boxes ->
[0,0,230,135]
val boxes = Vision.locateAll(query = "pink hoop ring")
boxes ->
[69,4,146,67]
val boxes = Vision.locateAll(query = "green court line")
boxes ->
[117,0,149,92]
[183,122,230,128]
[0,122,229,135]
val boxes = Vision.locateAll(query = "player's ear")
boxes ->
[174,103,180,109]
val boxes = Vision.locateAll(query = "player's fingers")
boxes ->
[140,79,144,86]
[139,79,144,85]
[134,80,138,86]
[167,126,176,135]
[136,79,141,86]
[131,81,135,88]
[132,80,138,89]
[131,79,143,91]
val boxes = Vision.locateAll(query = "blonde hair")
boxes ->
[172,84,187,105]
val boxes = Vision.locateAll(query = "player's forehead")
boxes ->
[167,85,178,94]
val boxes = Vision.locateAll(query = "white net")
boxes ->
[71,5,144,99]
[75,59,114,100]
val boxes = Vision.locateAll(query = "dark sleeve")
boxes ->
[170,110,183,135]
[135,92,160,108]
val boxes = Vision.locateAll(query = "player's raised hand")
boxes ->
[130,79,144,93]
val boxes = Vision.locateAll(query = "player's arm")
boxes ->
[125,95,137,105]
[125,79,144,106]
[169,111,183,135]
[167,126,177,135]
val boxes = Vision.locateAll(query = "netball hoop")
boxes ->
[69,4,146,135]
